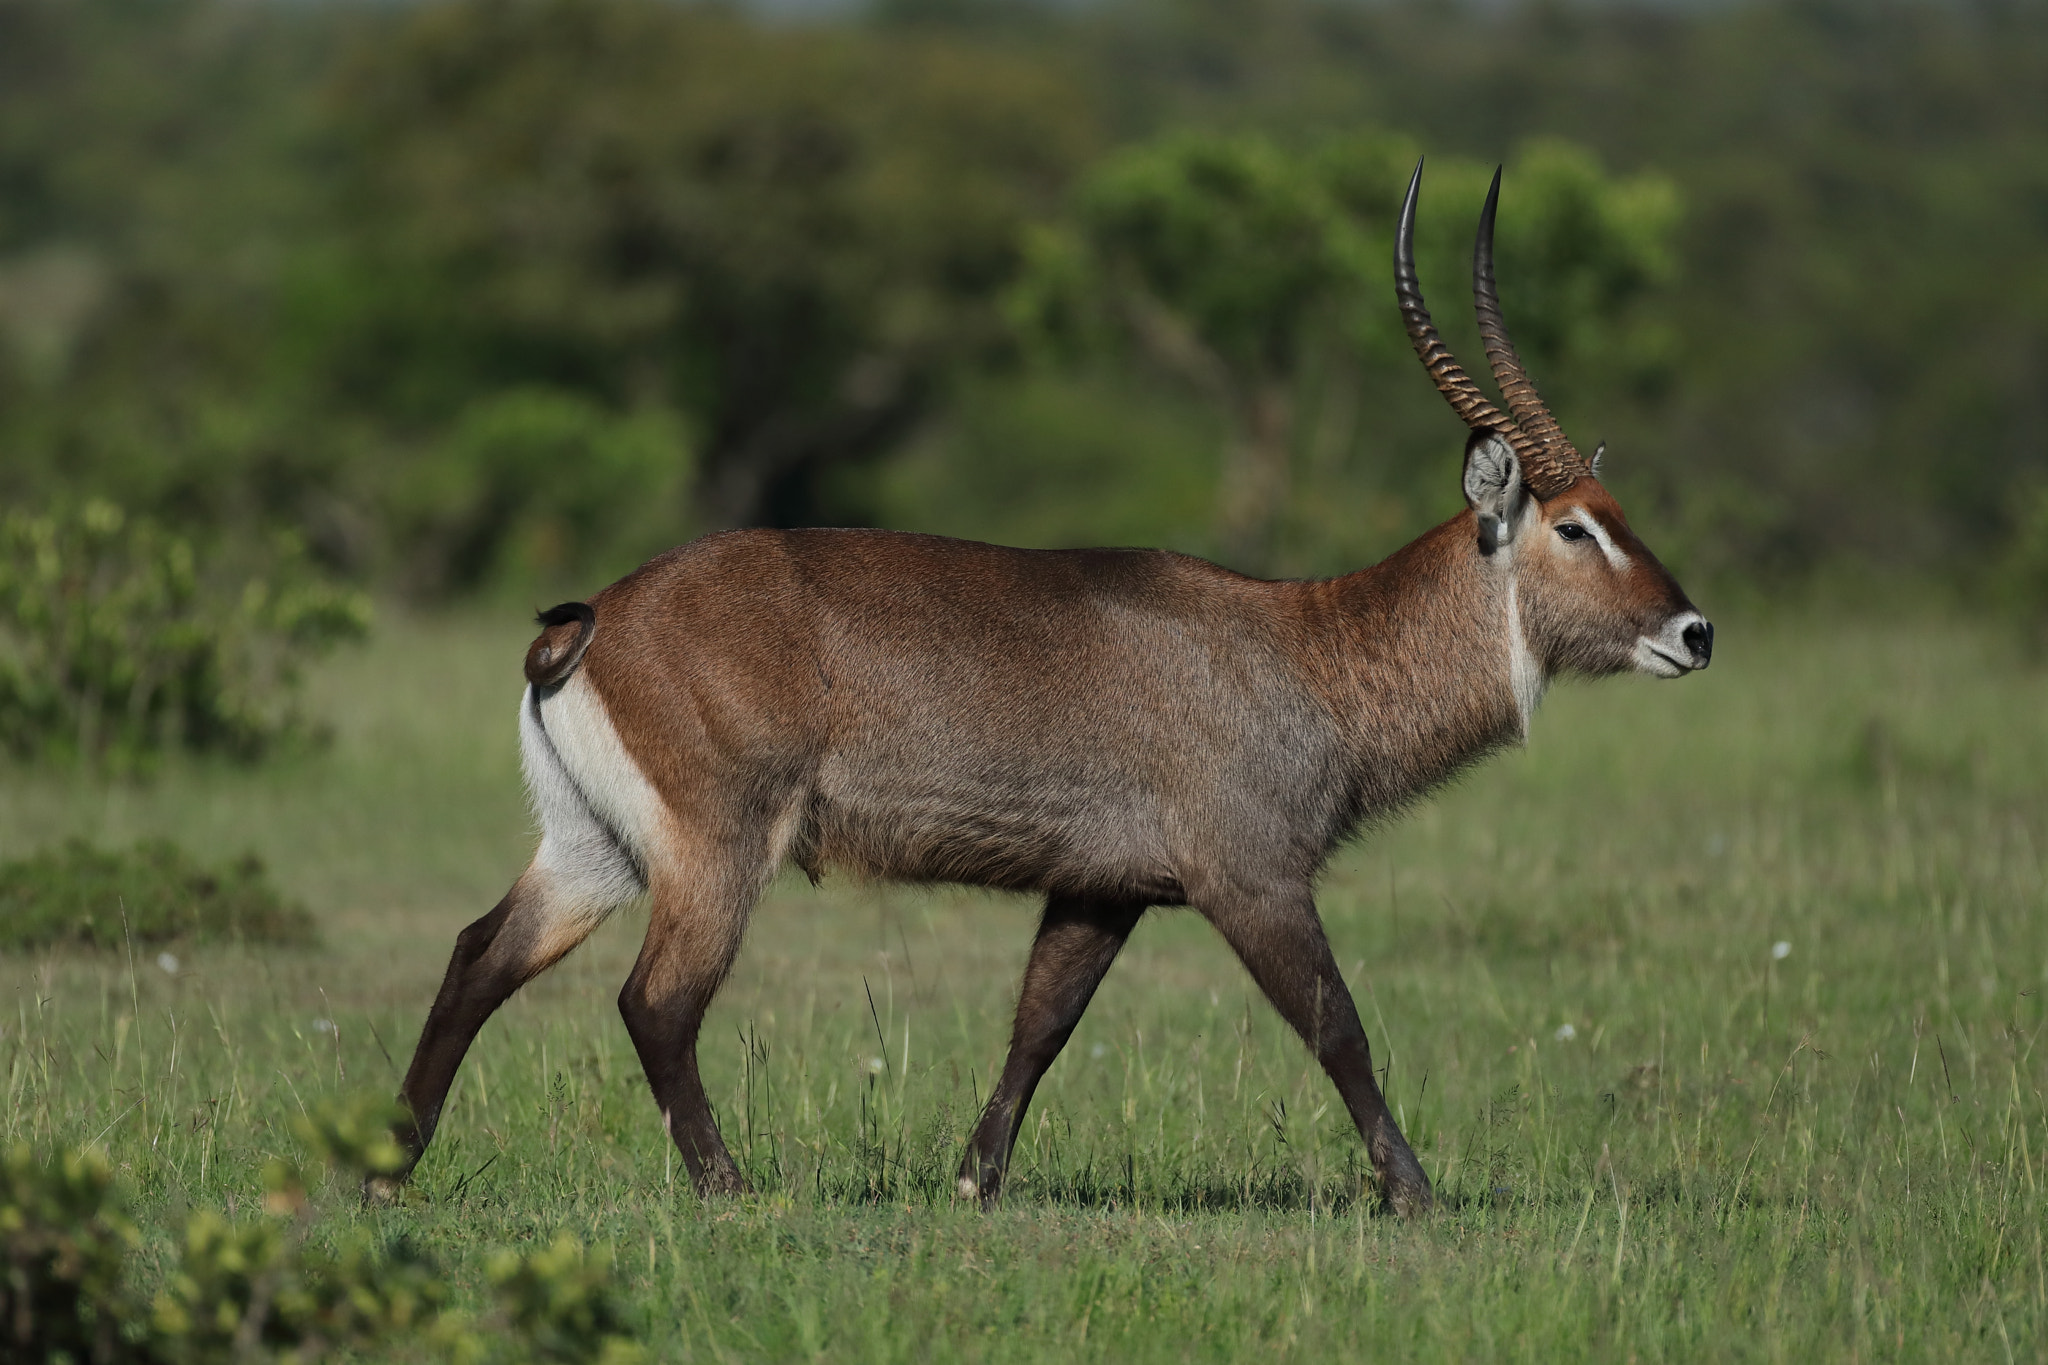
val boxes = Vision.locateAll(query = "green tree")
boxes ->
[0,0,340,538]
[329,0,1097,536]
[1035,0,2048,581]
[1012,130,1676,571]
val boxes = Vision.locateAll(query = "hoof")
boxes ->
[1369,1119,1434,1220]
[1373,1138,1434,1219]
[955,1154,1003,1208]
[1383,1174,1434,1220]
[361,1173,407,1207]
[692,1165,750,1199]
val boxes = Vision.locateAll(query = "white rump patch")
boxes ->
[520,676,665,923]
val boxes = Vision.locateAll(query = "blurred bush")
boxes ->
[4,0,2047,601]
[0,839,314,951]
[0,501,369,771]
[385,388,689,592]
[0,1146,139,1365]
[1,1095,644,1363]
[487,1237,643,1365]
[1993,478,2048,653]
[326,0,1094,542]
[996,131,1676,571]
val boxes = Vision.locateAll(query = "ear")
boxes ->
[1591,441,1606,478]
[1462,429,1528,555]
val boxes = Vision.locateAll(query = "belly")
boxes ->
[801,758,1185,903]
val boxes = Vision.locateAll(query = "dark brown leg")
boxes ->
[958,895,1146,1206]
[373,870,605,1200]
[1203,891,1432,1218]
[617,864,758,1197]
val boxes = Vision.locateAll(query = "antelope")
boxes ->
[373,160,1711,1218]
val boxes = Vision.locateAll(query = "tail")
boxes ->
[525,602,596,687]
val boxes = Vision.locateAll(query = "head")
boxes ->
[1397,160,1711,681]
[1460,429,1710,678]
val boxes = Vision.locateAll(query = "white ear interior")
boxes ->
[1462,430,1526,554]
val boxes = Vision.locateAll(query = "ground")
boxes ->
[3,601,2044,1361]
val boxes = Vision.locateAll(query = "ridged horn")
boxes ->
[1473,166,1585,496]
[1394,158,1521,444]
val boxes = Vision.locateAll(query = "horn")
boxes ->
[1394,159,1521,444]
[1473,166,1586,496]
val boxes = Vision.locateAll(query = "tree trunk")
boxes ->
[692,368,927,530]
[1215,378,1293,573]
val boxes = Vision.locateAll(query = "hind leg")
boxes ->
[617,847,767,1197]
[374,863,622,1199]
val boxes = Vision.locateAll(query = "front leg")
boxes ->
[1201,888,1433,1218]
[958,896,1146,1206]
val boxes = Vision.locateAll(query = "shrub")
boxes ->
[488,1237,643,1365]
[0,839,316,952]
[1,1095,644,1363]
[1996,478,2048,654]
[0,1146,145,1364]
[149,1212,457,1364]
[0,501,370,772]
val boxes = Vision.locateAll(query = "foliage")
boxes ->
[0,0,1096,584]
[384,389,689,595]
[148,1209,450,1364]
[1044,0,2048,580]
[1013,130,1677,568]
[7,0,2048,594]
[1992,477,2048,652]
[322,0,1095,541]
[0,1146,142,1364]
[0,1096,643,1364]
[0,501,369,771]
[1017,133,1365,566]
[487,1238,643,1365]
[285,1093,413,1187]
[0,838,314,952]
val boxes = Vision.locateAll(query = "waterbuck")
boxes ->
[375,160,1711,1218]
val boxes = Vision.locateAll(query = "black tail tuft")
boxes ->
[525,601,597,687]
[534,601,595,631]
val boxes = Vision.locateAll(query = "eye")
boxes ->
[1555,523,1589,542]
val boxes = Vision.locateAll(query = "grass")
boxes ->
[1,603,2044,1361]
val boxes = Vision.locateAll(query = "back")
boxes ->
[581,528,1351,896]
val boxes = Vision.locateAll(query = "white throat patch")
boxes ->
[1506,577,1547,738]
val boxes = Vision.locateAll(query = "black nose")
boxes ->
[1683,619,1714,667]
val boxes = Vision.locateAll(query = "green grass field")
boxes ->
[3,603,2045,1361]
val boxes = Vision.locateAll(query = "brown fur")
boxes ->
[381,482,1703,1220]
[525,602,595,687]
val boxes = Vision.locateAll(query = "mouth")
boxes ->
[1634,638,1692,678]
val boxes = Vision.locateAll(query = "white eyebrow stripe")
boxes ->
[1564,505,1630,571]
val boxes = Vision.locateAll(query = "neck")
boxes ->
[1302,511,1545,813]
